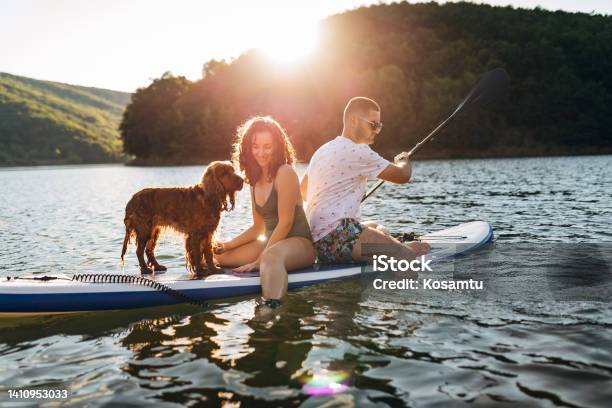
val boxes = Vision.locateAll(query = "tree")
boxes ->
[120,74,192,158]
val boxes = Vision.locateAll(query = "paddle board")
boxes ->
[0,221,493,316]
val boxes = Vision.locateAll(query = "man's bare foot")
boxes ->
[407,241,430,256]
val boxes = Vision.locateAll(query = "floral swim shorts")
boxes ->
[314,218,364,264]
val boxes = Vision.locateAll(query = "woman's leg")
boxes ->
[215,239,265,268]
[258,237,315,300]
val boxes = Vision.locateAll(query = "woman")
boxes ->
[215,116,315,306]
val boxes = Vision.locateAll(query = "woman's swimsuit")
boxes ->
[253,183,312,242]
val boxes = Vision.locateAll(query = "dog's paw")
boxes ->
[193,267,209,277]
[208,265,223,274]
[154,264,168,272]
[140,266,154,274]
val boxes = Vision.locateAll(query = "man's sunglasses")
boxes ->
[358,116,383,132]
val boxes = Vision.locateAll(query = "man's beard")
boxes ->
[356,126,370,143]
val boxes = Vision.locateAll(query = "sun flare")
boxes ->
[254,20,320,63]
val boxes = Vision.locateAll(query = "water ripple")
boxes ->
[1,157,611,406]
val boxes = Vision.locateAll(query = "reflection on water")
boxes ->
[1,156,612,406]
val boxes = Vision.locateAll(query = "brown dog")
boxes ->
[121,161,244,275]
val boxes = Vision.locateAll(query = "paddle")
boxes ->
[362,68,510,202]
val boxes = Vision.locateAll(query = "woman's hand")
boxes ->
[214,242,227,255]
[232,260,260,273]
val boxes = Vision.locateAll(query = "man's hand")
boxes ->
[394,152,410,164]
[379,152,412,184]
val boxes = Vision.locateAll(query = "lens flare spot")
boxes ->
[302,370,350,396]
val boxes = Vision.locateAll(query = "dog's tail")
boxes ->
[120,226,131,265]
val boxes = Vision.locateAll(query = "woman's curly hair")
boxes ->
[232,116,296,185]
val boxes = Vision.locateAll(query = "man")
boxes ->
[301,96,429,263]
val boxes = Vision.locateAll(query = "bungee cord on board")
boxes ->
[7,273,208,308]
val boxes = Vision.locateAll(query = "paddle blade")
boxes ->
[455,68,510,114]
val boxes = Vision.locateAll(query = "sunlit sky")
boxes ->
[1,0,610,92]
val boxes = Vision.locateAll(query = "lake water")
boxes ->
[1,155,611,406]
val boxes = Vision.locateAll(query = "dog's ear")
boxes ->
[227,187,236,211]
[201,162,229,210]
[224,161,238,211]
[202,162,224,194]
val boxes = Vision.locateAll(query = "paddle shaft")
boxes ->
[361,109,459,202]
[361,68,509,202]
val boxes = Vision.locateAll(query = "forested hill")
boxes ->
[0,72,130,165]
[121,1,612,163]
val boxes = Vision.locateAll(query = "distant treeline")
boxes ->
[0,73,129,166]
[121,1,612,163]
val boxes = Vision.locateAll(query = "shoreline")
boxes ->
[2,149,612,168]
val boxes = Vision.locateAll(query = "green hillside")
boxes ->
[0,72,131,165]
[121,2,612,163]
